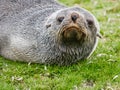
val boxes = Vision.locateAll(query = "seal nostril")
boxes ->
[71,15,77,22]
[71,13,79,22]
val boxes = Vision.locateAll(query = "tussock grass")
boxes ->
[0,0,120,90]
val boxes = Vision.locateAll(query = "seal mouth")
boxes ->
[60,25,87,42]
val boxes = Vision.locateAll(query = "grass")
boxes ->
[0,0,120,90]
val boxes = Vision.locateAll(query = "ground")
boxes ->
[0,0,120,90]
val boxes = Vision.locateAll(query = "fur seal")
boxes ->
[0,0,101,65]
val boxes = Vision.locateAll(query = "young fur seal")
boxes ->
[0,0,101,65]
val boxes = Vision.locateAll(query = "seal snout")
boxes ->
[62,26,82,42]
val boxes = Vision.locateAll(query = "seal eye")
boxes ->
[87,19,94,27]
[57,16,64,23]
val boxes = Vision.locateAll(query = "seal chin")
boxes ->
[61,26,86,42]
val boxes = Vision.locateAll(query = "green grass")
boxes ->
[0,0,120,90]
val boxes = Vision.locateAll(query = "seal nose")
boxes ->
[71,13,79,22]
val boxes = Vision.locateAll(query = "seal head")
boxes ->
[44,7,100,65]
[45,7,98,45]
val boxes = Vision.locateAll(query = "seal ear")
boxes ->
[46,24,51,28]
[97,32,102,38]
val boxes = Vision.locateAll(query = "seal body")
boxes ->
[0,0,100,65]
